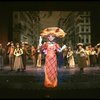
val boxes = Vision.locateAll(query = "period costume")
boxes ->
[13,47,24,71]
[63,48,68,68]
[89,48,97,67]
[96,43,100,66]
[0,44,4,70]
[7,43,15,70]
[42,42,60,88]
[85,46,90,67]
[36,49,42,68]
[76,43,87,72]
[40,27,66,88]
[21,45,27,70]
[31,46,37,67]
[67,48,75,68]
[76,48,87,68]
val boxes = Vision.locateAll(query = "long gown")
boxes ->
[42,42,60,88]
[13,48,24,71]
[67,51,75,68]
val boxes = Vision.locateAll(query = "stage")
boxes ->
[0,65,100,98]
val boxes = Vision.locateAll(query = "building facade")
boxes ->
[58,11,91,49]
[13,11,40,46]
[75,11,91,46]
[13,11,91,48]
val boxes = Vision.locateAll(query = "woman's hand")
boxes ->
[57,45,67,52]
[61,45,67,51]
[57,48,62,52]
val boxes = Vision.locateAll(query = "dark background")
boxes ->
[0,1,100,46]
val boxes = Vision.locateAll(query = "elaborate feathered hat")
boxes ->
[40,27,66,38]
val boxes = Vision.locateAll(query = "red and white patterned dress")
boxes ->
[42,42,60,88]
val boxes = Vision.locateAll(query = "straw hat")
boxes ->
[96,43,100,48]
[24,42,28,45]
[77,43,83,46]
[16,42,19,45]
[7,42,11,46]
[40,27,66,38]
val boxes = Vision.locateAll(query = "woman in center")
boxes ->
[39,27,66,88]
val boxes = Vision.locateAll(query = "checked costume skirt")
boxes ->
[43,43,60,88]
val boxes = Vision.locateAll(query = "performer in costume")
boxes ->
[67,47,75,68]
[96,43,100,66]
[63,46,68,68]
[39,27,66,88]
[13,43,24,71]
[89,47,97,67]
[36,45,42,68]
[0,44,5,70]
[21,42,27,71]
[7,41,15,71]
[31,45,37,67]
[76,43,87,73]
[85,46,90,67]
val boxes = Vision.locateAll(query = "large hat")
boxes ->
[7,42,11,46]
[16,42,19,45]
[40,27,66,38]
[96,43,100,48]
[24,42,28,45]
[77,43,83,46]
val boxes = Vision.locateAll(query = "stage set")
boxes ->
[0,1,100,99]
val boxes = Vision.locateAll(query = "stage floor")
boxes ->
[0,65,100,98]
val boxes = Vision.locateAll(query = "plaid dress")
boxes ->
[42,42,60,88]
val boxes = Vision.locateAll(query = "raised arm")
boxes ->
[57,44,67,52]
[39,36,43,46]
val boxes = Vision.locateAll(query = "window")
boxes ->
[86,18,89,23]
[76,27,79,32]
[85,26,89,32]
[82,39,84,43]
[80,19,84,23]
[86,28,89,32]
[81,26,84,32]
[85,35,89,43]
[86,38,88,43]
